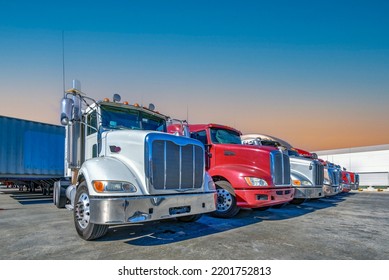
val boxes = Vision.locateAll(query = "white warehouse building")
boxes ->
[314,144,389,187]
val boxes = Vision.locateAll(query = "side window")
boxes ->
[190,130,208,145]
[87,110,97,136]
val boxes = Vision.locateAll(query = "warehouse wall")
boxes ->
[315,145,389,187]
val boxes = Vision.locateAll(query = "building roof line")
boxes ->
[314,144,389,155]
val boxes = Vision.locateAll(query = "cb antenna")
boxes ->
[62,30,66,97]
[186,104,189,122]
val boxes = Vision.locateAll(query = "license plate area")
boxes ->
[169,206,191,215]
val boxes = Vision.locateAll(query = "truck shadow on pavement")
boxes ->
[98,193,351,246]
[4,189,53,205]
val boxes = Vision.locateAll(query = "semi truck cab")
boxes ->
[319,160,341,197]
[55,82,216,240]
[340,168,353,192]
[189,124,294,218]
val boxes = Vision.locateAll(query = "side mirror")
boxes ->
[182,120,190,137]
[60,97,74,125]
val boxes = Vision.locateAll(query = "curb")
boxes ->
[358,187,389,192]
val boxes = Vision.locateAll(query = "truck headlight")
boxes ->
[205,172,216,191]
[208,180,216,191]
[244,177,268,187]
[93,180,137,193]
[293,180,312,186]
[323,178,331,185]
[301,180,313,186]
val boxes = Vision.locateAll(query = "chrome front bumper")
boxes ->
[340,183,352,192]
[293,186,324,199]
[323,184,340,197]
[89,192,216,225]
[350,183,359,190]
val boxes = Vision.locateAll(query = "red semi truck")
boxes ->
[188,123,294,218]
[340,169,358,192]
[340,170,352,192]
[348,171,358,190]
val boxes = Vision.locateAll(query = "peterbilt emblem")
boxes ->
[150,197,165,206]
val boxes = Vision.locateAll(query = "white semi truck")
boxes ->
[54,81,216,240]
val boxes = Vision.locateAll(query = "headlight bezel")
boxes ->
[92,180,137,193]
[293,179,313,186]
[244,177,268,187]
[301,180,313,186]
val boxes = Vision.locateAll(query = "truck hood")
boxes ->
[213,143,276,168]
[101,130,156,191]
[290,156,322,186]
[212,143,291,187]
[102,130,207,195]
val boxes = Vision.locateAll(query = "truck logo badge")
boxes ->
[150,197,165,206]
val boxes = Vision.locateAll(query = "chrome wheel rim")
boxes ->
[216,188,233,212]
[75,192,90,229]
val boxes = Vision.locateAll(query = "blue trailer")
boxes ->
[0,115,65,194]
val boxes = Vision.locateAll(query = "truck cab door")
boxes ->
[85,110,98,160]
[190,130,212,170]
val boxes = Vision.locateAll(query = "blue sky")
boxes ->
[1,0,389,150]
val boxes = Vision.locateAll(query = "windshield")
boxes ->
[210,128,241,144]
[100,105,166,132]
[260,139,280,147]
[288,149,300,157]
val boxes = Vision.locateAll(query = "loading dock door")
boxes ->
[359,172,389,187]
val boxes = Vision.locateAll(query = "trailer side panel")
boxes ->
[0,115,65,179]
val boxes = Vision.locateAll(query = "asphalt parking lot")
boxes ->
[0,187,388,260]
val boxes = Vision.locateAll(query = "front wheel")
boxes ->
[74,182,109,240]
[211,181,240,218]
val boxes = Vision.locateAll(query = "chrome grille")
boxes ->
[313,162,324,186]
[270,151,291,186]
[355,174,359,184]
[148,139,204,190]
[346,173,351,184]
[330,169,340,186]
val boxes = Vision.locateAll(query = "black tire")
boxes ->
[290,198,306,205]
[74,182,109,240]
[211,180,240,218]
[255,206,270,211]
[176,214,202,222]
[53,182,66,209]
